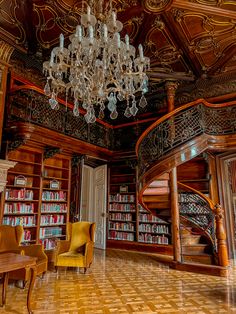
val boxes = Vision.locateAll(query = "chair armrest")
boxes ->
[20,244,47,261]
[85,241,94,264]
[55,240,70,255]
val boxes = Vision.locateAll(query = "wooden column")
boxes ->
[166,81,181,262]
[207,152,220,204]
[0,41,14,150]
[214,204,229,267]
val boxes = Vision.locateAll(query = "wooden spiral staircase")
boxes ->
[136,99,236,276]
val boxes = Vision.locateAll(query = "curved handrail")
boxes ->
[178,182,216,249]
[136,98,236,155]
[136,99,236,184]
[178,182,214,209]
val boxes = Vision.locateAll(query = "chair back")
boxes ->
[68,222,95,252]
[0,225,23,253]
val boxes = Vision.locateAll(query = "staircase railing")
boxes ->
[135,99,233,268]
[136,99,236,183]
[178,182,216,251]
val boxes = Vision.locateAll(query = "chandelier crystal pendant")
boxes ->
[43,2,150,123]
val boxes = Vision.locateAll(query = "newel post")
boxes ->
[214,204,229,267]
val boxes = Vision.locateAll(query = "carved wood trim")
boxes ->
[6,122,112,161]
[172,0,236,19]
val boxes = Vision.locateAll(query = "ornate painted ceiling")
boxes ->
[0,0,236,125]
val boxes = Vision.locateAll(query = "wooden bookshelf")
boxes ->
[107,159,173,253]
[1,146,71,251]
[40,154,71,250]
[138,206,171,245]
[107,161,136,242]
[2,146,42,244]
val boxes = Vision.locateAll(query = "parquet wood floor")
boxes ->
[0,249,236,314]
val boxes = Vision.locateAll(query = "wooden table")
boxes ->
[0,253,36,314]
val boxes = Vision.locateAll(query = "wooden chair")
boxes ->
[0,225,48,287]
[54,221,96,273]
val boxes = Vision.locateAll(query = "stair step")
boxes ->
[182,244,209,254]
[183,253,213,265]
[143,187,169,195]
[157,173,170,180]
[143,195,170,202]
[147,202,170,209]
[181,235,201,245]
[149,180,169,188]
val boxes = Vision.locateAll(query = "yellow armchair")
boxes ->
[0,225,48,286]
[54,221,96,273]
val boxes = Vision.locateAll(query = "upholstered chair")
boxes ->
[0,225,48,287]
[54,221,96,273]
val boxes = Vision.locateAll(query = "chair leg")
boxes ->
[84,268,87,274]
[54,266,58,273]
[40,272,46,279]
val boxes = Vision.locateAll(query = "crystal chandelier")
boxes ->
[43,1,150,123]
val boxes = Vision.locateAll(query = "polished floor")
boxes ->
[0,249,236,314]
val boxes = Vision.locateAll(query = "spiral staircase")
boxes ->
[136,99,236,276]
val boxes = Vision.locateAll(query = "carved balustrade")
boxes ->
[178,183,216,250]
[136,100,236,179]
[8,88,111,149]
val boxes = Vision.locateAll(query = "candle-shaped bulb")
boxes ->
[87,6,91,22]
[138,44,144,59]
[59,33,64,49]
[87,6,91,16]
[50,51,54,66]
[125,34,129,50]
[76,25,82,41]
[104,24,108,41]
[89,25,94,43]
[112,11,116,26]
[115,33,121,49]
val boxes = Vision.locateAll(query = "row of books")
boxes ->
[139,214,166,223]
[40,227,63,239]
[4,203,35,214]
[108,231,134,241]
[40,214,65,225]
[23,230,32,242]
[3,216,36,226]
[109,203,135,212]
[42,191,66,201]
[41,238,57,250]
[109,213,133,221]
[139,224,169,234]
[139,233,169,244]
[109,222,135,231]
[41,203,67,213]
[109,194,135,202]
[5,189,34,201]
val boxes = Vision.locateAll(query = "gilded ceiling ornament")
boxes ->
[172,8,185,23]
[188,0,225,6]
[149,45,182,65]
[114,0,138,12]
[0,41,14,63]
[152,17,165,30]
[143,0,173,13]
[190,36,220,56]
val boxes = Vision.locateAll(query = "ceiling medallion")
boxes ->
[143,0,173,13]
[43,0,150,123]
